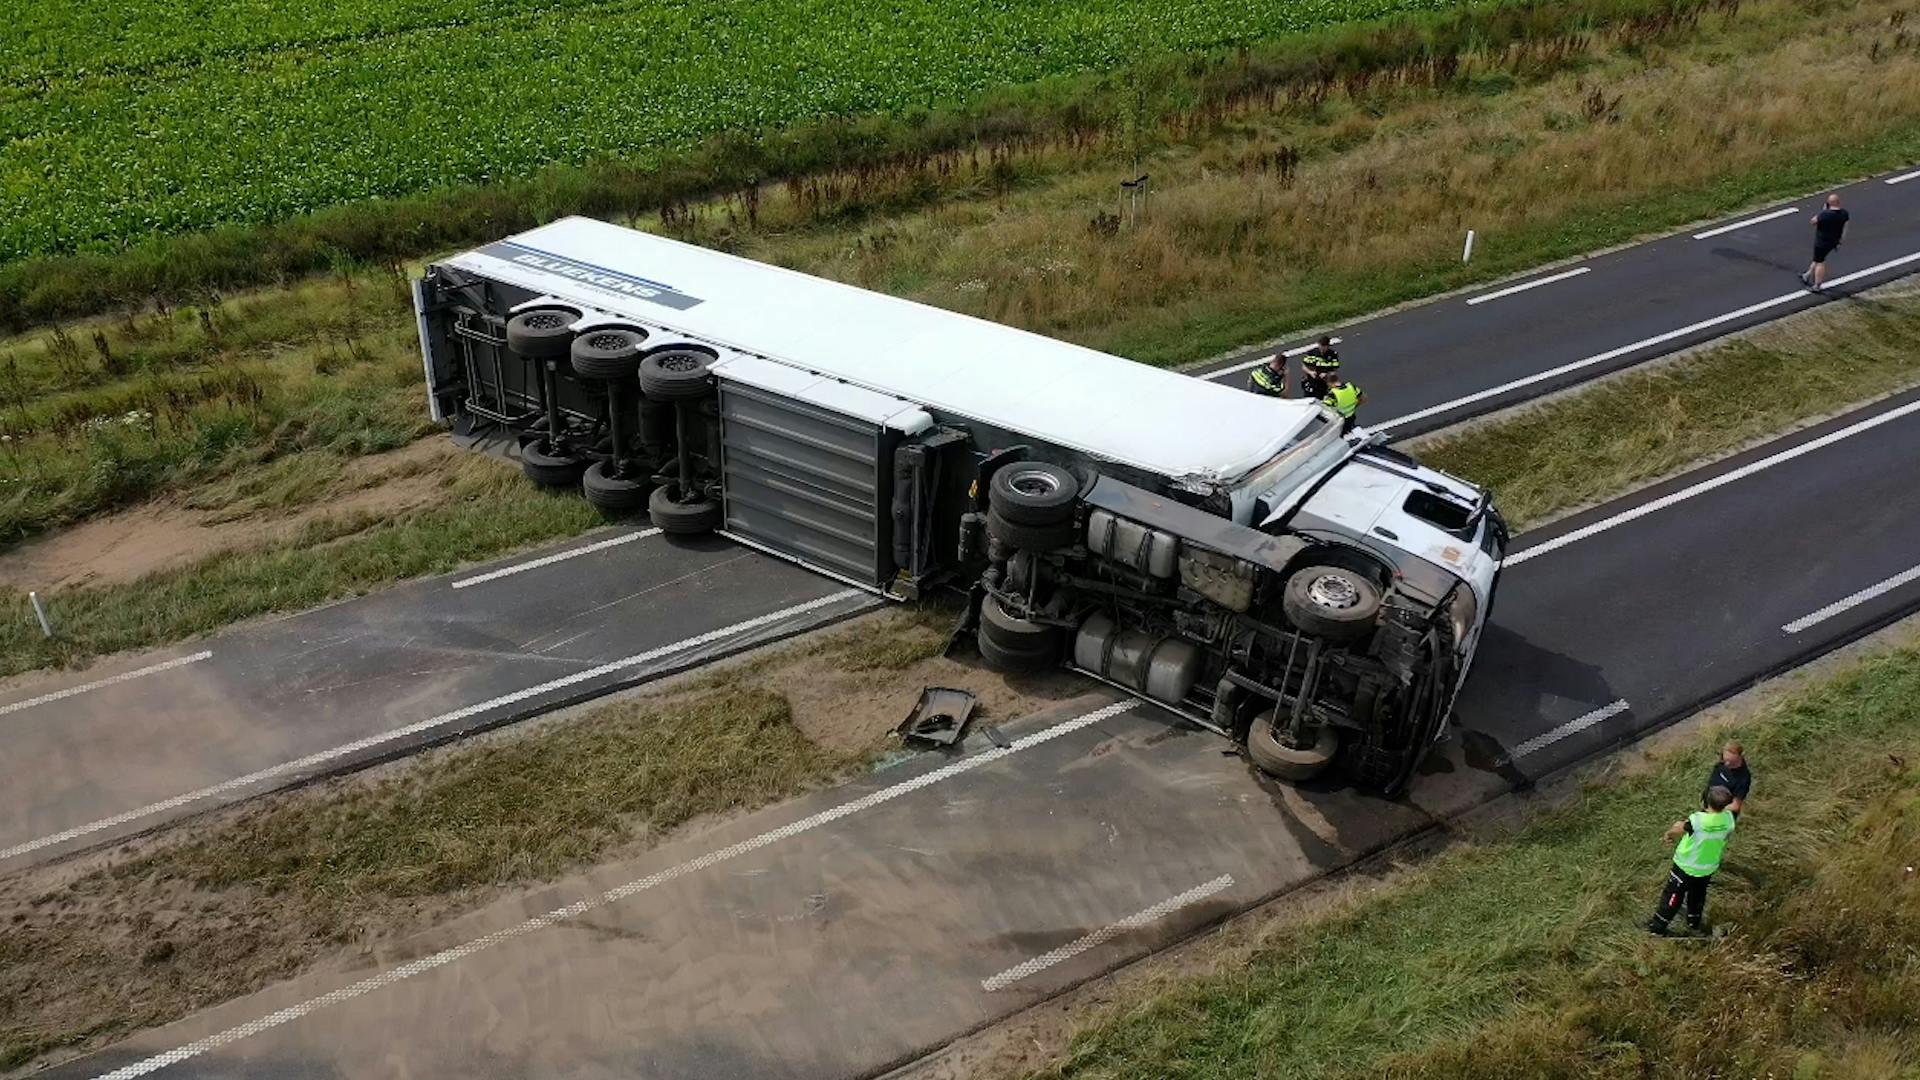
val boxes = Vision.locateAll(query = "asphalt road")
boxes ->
[44,390,1920,1080]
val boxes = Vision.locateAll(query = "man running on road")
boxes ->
[1801,194,1849,292]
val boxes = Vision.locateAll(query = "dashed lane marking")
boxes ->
[1464,266,1591,305]
[1783,563,1920,634]
[1207,336,1345,379]
[1504,699,1631,762]
[1691,206,1801,240]
[981,873,1235,992]
[451,529,660,588]
[0,651,212,719]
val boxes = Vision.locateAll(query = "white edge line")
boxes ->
[1507,398,1920,567]
[1,589,869,863]
[1211,337,1344,378]
[1375,249,1920,430]
[1691,206,1800,240]
[1506,699,1631,761]
[0,651,213,719]
[1463,265,1591,306]
[981,873,1235,992]
[451,530,659,589]
[1885,169,1920,186]
[1783,563,1920,634]
[92,700,1142,1080]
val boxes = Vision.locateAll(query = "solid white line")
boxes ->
[1506,700,1631,761]
[451,530,659,589]
[1691,206,1800,240]
[1374,249,1920,431]
[1210,337,1344,378]
[91,700,1141,1079]
[1507,398,1920,567]
[1,590,866,863]
[1464,266,1591,305]
[1886,169,1920,186]
[0,651,212,719]
[980,873,1235,992]
[1782,563,1920,634]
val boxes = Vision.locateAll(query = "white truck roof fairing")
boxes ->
[442,217,1322,483]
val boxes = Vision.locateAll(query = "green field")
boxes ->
[1,0,1458,262]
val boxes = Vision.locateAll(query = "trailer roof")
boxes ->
[443,217,1323,482]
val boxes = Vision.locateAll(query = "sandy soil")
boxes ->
[0,441,460,590]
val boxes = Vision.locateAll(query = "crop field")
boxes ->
[1,0,1456,263]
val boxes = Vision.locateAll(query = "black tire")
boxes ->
[977,631,1058,674]
[581,460,652,513]
[570,328,646,381]
[505,308,578,359]
[638,349,716,400]
[1246,718,1338,781]
[520,439,589,488]
[648,481,723,534]
[1281,564,1383,642]
[980,597,1063,656]
[988,462,1079,526]
[986,509,1077,553]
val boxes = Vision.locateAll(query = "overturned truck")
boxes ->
[415,217,1507,793]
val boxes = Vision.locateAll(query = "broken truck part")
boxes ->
[413,217,1506,794]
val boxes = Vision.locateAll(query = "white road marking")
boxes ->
[1,590,865,862]
[1885,169,1920,186]
[1464,266,1591,305]
[1209,336,1344,378]
[90,700,1141,1079]
[980,873,1235,992]
[0,651,212,719]
[1782,563,1920,634]
[1374,249,1920,431]
[1691,206,1801,240]
[1505,699,1631,761]
[451,530,659,589]
[1507,398,1920,567]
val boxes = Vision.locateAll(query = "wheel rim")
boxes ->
[587,331,631,351]
[1305,573,1361,610]
[658,352,704,373]
[522,311,567,330]
[1008,468,1062,498]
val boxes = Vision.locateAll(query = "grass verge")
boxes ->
[1010,630,1920,1080]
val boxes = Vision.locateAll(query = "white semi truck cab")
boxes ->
[414,217,1506,793]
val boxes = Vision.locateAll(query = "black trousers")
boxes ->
[1651,865,1711,928]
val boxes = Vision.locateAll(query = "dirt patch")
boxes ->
[0,441,460,590]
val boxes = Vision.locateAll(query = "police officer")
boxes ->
[1247,353,1288,397]
[1320,371,1365,434]
[1647,785,1737,935]
[1300,336,1340,401]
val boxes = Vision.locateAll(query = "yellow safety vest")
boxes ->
[1322,383,1361,417]
[1673,809,1735,876]
[1248,365,1286,396]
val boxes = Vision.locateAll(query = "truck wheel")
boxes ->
[520,440,589,487]
[648,481,722,534]
[582,460,652,513]
[505,308,578,359]
[571,329,646,381]
[989,462,1079,526]
[1247,718,1338,781]
[1282,565,1383,643]
[986,509,1077,553]
[980,597,1063,658]
[977,631,1058,674]
[638,349,715,400]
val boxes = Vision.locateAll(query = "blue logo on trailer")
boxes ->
[481,241,705,310]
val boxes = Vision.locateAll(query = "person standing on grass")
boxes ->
[1647,785,1737,936]
[1706,740,1752,816]
[1321,371,1365,435]
[1247,352,1288,397]
[1299,335,1340,401]
[1801,194,1850,292]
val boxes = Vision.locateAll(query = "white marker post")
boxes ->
[1462,229,1476,262]
[28,591,53,639]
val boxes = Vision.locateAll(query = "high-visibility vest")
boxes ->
[1672,809,1735,876]
[1322,383,1361,417]
[1248,365,1286,396]
[1302,349,1341,373]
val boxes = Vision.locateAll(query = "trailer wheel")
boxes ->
[648,481,722,534]
[505,308,578,360]
[520,439,590,487]
[638,349,715,400]
[571,329,646,381]
[988,462,1079,526]
[582,460,652,513]
[980,597,1063,657]
[1246,718,1338,781]
[1281,564,1383,643]
[986,509,1077,553]
[977,630,1058,674]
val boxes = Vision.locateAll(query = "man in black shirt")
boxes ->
[1300,336,1340,401]
[1706,740,1752,815]
[1801,194,1849,292]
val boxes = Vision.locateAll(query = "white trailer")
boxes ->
[416,217,1506,792]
